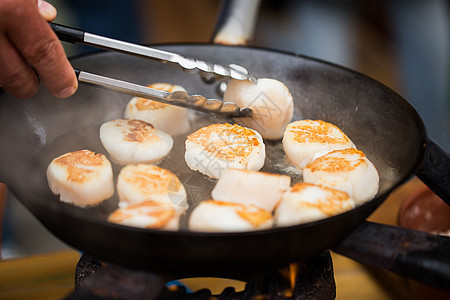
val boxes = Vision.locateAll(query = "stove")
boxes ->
[69,251,336,299]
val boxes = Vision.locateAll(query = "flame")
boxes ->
[289,263,298,291]
[279,262,299,297]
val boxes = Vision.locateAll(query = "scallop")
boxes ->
[275,182,355,226]
[108,200,180,230]
[46,150,114,207]
[282,120,355,170]
[124,83,190,136]
[188,200,274,232]
[211,168,291,212]
[185,123,265,179]
[223,78,294,140]
[99,118,173,165]
[303,148,379,204]
[116,164,188,213]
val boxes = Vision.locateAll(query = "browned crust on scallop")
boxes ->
[305,148,367,173]
[121,165,181,195]
[134,97,168,110]
[52,150,107,183]
[204,200,272,227]
[117,119,156,143]
[187,123,260,160]
[287,120,351,144]
[289,183,352,216]
[108,200,176,229]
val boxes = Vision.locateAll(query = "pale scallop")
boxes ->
[189,200,274,232]
[46,150,114,207]
[185,123,265,179]
[275,182,355,226]
[116,164,188,213]
[99,119,173,165]
[124,83,190,136]
[303,148,379,205]
[224,78,294,140]
[282,120,355,170]
[108,200,180,230]
[211,168,291,212]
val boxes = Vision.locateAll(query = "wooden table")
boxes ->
[0,250,79,300]
[0,177,448,300]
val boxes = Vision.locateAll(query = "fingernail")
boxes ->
[57,85,77,98]
[38,0,57,21]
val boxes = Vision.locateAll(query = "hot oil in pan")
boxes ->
[42,112,303,231]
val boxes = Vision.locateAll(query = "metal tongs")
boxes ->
[50,22,255,118]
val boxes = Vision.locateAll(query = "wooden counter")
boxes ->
[0,177,448,299]
[0,250,79,300]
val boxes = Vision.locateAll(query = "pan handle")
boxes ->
[332,221,450,292]
[212,0,261,46]
[417,139,450,206]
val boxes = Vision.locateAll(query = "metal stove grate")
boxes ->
[70,251,336,300]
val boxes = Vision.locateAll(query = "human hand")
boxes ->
[0,0,78,98]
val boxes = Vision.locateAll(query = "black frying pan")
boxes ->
[1,2,450,291]
[1,43,449,287]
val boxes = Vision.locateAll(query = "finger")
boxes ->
[0,34,40,98]
[37,0,57,21]
[2,0,78,98]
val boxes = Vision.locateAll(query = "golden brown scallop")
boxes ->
[275,182,355,226]
[303,148,379,204]
[185,123,265,178]
[100,119,173,165]
[282,119,355,170]
[124,83,190,136]
[108,200,180,230]
[117,164,188,213]
[46,150,114,207]
[189,200,274,232]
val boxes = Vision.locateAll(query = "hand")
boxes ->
[0,0,78,99]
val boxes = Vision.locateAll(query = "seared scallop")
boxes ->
[108,200,180,230]
[303,148,379,204]
[282,120,355,170]
[117,164,188,213]
[124,83,190,136]
[211,168,291,212]
[185,123,265,179]
[189,200,273,232]
[275,182,355,226]
[46,150,114,207]
[224,78,294,140]
[99,119,173,165]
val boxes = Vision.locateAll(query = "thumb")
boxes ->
[37,0,57,21]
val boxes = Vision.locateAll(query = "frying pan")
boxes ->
[1,0,449,291]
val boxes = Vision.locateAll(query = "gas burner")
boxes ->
[69,251,336,299]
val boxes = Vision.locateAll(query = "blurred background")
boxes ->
[1,0,449,267]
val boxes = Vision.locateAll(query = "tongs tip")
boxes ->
[237,107,253,118]
[228,64,258,84]
[195,62,258,84]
